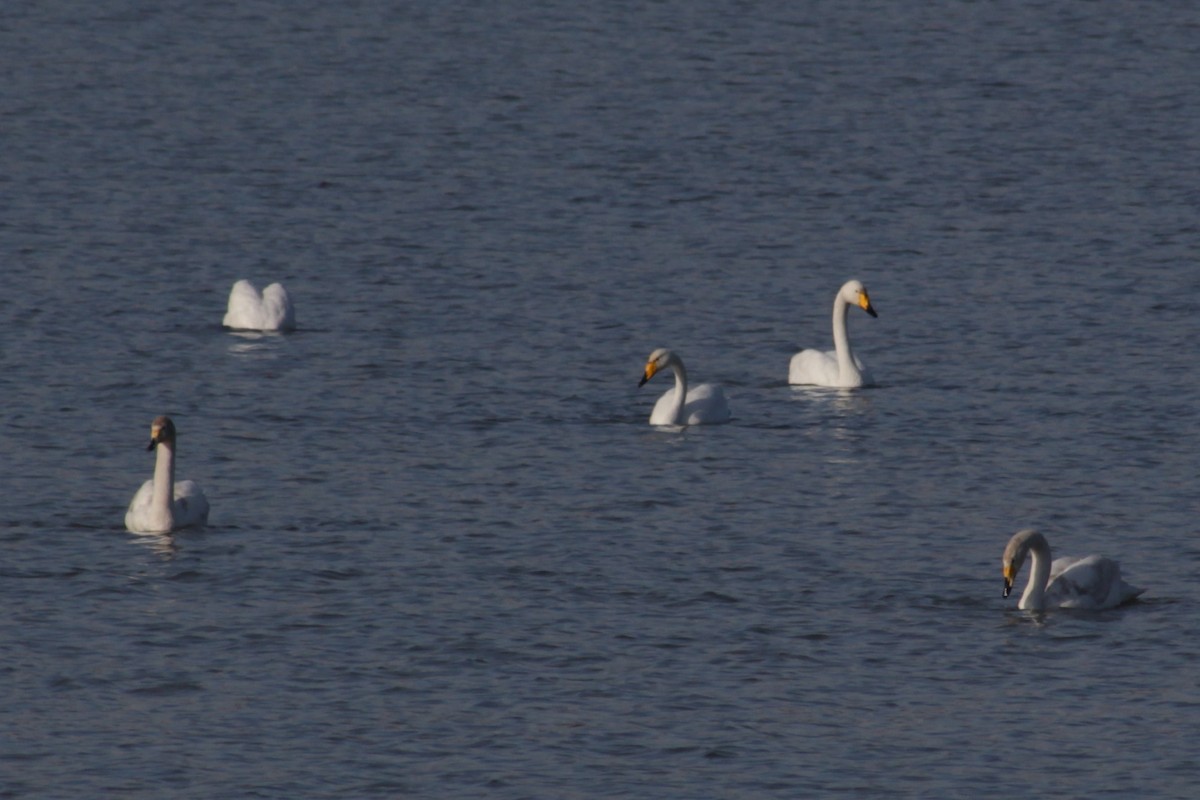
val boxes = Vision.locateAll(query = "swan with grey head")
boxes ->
[125,416,210,534]
[1001,528,1144,612]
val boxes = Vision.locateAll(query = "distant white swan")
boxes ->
[789,279,877,388]
[639,348,731,426]
[125,416,210,534]
[222,279,295,331]
[1002,529,1144,612]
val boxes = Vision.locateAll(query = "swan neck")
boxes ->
[832,295,855,373]
[669,360,687,424]
[152,441,176,520]
[1020,539,1053,611]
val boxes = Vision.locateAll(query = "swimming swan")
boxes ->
[1001,528,1144,612]
[638,348,731,426]
[789,279,877,388]
[125,416,210,534]
[223,279,296,331]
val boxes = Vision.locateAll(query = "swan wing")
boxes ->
[649,388,681,426]
[1046,555,1142,609]
[789,349,840,386]
[124,479,156,529]
[172,480,210,528]
[261,283,296,330]
[852,354,872,385]
[223,280,263,329]
[683,383,731,425]
[125,479,174,533]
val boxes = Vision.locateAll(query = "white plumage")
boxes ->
[222,279,296,332]
[1001,529,1144,612]
[638,348,730,426]
[125,416,210,534]
[789,279,877,388]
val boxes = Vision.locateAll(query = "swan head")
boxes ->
[147,415,178,451]
[840,280,878,318]
[1002,529,1047,598]
[639,348,678,387]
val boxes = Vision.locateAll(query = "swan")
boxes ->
[222,279,296,331]
[1001,529,1144,612]
[638,348,731,426]
[789,279,877,388]
[125,416,210,534]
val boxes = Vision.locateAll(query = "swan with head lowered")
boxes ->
[223,279,296,332]
[638,348,731,426]
[125,416,210,534]
[1001,529,1144,612]
[789,279,877,388]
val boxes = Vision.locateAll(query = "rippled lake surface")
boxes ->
[3,1,1199,797]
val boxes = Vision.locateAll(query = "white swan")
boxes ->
[125,416,210,534]
[638,348,731,426]
[1002,529,1144,612]
[222,279,296,331]
[789,279,877,388]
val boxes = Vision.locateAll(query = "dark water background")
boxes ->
[2,1,1199,797]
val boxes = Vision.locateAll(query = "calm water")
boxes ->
[3,1,1200,797]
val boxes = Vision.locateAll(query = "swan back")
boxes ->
[1046,555,1144,609]
[223,279,296,331]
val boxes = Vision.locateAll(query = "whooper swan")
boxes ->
[639,348,731,426]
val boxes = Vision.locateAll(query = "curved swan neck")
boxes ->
[152,441,176,521]
[831,295,857,376]
[1020,535,1053,611]
[667,358,687,424]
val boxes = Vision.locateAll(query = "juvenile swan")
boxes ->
[223,279,296,331]
[789,279,877,388]
[638,348,731,426]
[125,416,210,534]
[1001,529,1144,612]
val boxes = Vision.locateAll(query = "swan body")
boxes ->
[638,348,731,426]
[223,279,295,331]
[789,279,877,388]
[1001,529,1144,612]
[125,416,210,534]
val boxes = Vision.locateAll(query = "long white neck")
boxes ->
[1020,537,1053,611]
[831,295,860,383]
[667,360,688,424]
[151,441,176,528]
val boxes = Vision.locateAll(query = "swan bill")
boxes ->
[859,291,878,318]
[1003,564,1015,597]
[639,362,659,387]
